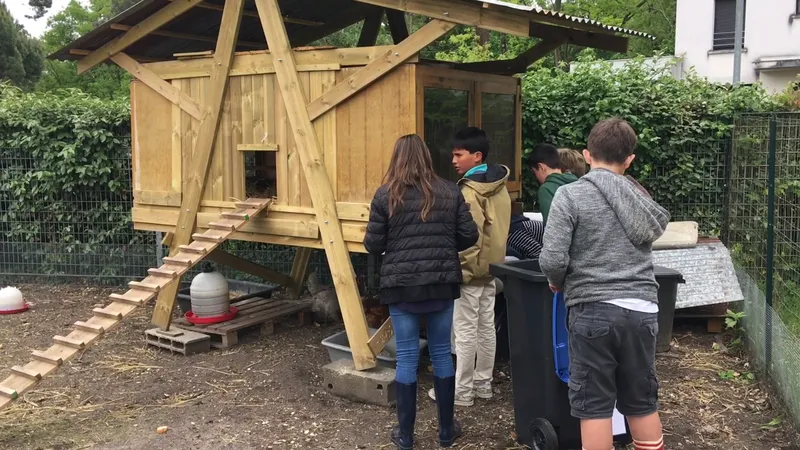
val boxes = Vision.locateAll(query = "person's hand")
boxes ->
[549,284,561,293]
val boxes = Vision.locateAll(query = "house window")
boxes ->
[796,0,800,15]
[713,0,745,50]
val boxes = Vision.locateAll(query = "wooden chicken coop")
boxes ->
[0,0,652,411]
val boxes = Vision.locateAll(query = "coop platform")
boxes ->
[172,297,311,348]
[145,328,211,355]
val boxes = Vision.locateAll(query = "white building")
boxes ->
[675,0,800,93]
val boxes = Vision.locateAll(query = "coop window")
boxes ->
[243,150,277,199]
[423,87,470,182]
[713,0,746,51]
[480,92,517,182]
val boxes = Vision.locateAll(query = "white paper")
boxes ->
[523,212,544,222]
[612,407,626,435]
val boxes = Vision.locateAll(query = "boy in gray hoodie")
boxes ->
[539,118,670,450]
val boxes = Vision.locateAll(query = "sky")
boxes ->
[6,0,85,38]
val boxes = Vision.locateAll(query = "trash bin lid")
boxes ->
[654,265,684,282]
[489,259,549,283]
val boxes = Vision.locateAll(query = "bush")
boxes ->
[0,83,154,279]
[520,53,783,234]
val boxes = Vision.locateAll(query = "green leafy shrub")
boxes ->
[0,82,154,280]
[520,54,783,235]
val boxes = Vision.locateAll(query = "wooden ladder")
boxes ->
[0,198,272,410]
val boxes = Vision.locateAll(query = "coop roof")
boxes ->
[50,0,653,63]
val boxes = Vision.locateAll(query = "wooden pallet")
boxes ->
[0,198,272,410]
[676,303,730,333]
[172,296,311,348]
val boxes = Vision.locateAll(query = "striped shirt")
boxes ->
[507,219,545,260]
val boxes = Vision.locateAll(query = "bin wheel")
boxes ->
[529,418,558,450]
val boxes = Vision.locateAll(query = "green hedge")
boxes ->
[520,54,783,235]
[0,83,152,279]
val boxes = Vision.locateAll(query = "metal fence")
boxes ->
[726,113,800,423]
[0,141,374,290]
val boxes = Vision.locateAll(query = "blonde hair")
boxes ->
[558,148,587,177]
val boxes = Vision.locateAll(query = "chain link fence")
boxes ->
[727,112,800,423]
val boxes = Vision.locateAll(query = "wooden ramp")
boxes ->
[0,198,272,410]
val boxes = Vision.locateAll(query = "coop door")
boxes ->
[242,148,277,200]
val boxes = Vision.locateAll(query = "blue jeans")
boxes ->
[389,304,455,384]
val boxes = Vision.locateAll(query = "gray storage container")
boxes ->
[321,327,428,370]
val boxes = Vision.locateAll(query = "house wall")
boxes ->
[675,0,800,92]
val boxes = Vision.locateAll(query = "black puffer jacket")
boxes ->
[363,179,479,302]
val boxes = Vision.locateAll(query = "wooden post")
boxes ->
[357,9,384,47]
[255,0,377,370]
[289,247,314,299]
[151,0,245,330]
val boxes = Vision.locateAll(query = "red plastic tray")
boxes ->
[184,306,238,325]
[0,303,30,315]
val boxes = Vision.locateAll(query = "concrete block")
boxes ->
[145,327,210,355]
[322,359,396,406]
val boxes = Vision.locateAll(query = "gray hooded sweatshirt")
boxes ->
[539,168,670,307]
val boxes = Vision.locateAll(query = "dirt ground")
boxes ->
[0,284,798,450]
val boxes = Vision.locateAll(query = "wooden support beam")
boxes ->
[454,38,566,75]
[109,23,265,49]
[368,318,394,357]
[289,247,314,298]
[206,249,294,287]
[354,0,530,37]
[151,0,245,331]
[385,9,409,43]
[78,0,203,74]
[111,52,205,121]
[307,19,455,121]
[178,0,324,26]
[255,0,376,370]
[357,9,384,47]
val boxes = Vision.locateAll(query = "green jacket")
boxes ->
[539,172,578,224]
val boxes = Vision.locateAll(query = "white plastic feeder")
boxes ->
[0,287,29,314]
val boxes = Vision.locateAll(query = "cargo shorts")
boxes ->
[567,301,660,420]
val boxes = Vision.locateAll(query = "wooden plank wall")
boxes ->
[130,58,414,250]
[335,64,416,204]
[132,69,337,209]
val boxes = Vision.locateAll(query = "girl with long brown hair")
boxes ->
[364,134,478,449]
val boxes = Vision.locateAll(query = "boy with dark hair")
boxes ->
[429,126,511,407]
[539,118,669,450]
[530,143,578,224]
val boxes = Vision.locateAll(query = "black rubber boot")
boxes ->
[433,376,463,447]
[391,381,417,450]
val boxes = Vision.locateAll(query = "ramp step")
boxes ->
[31,350,62,365]
[10,366,41,381]
[235,200,268,210]
[192,233,223,243]
[0,386,17,399]
[74,321,105,334]
[208,221,236,231]
[162,256,194,267]
[92,308,123,320]
[148,268,179,279]
[222,211,249,220]
[53,335,85,350]
[109,293,145,306]
[178,244,207,254]
[129,280,161,293]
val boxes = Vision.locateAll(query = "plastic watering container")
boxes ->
[189,263,230,318]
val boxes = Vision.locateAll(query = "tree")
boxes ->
[27,0,52,20]
[36,0,132,98]
[0,1,44,90]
